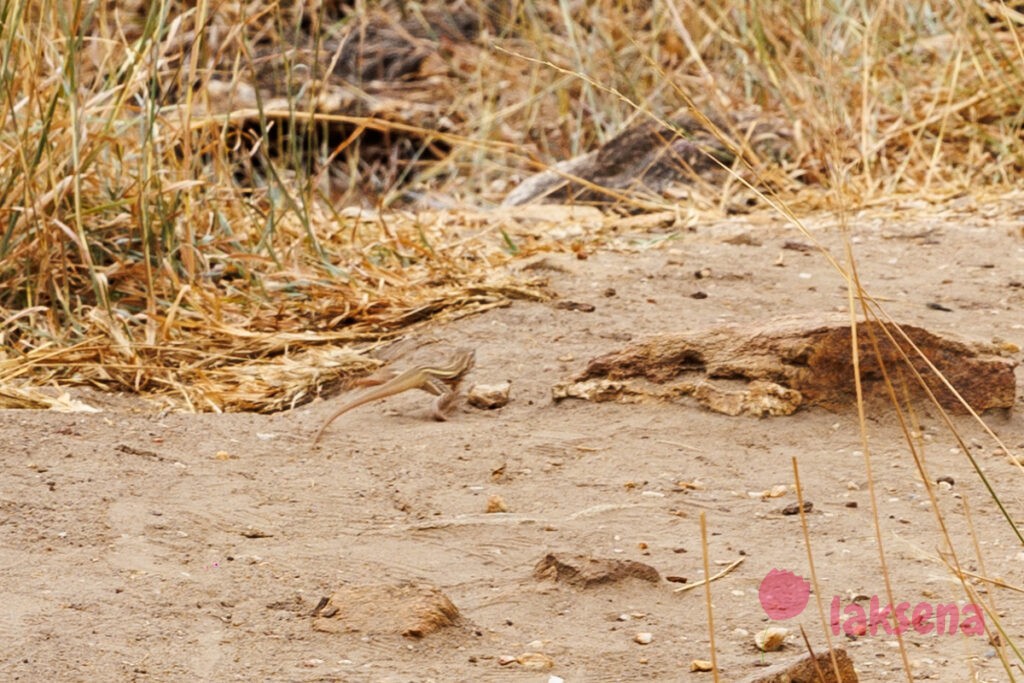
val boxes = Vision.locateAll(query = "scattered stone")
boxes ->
[533,553,661,587]
[936,475,955,486]
[690,659,714,672]
[240,526,273,538]
[724,232,763,247]
[517,652,554,671]
[782,502,813,515]
[634,632,654,645]
[555,300,596,312]
[752,485,788,499]
[485,494,509,513]
[755,627,789,652]
[735,646,857,683]
[467,381,511,410]
[311,582,461,638]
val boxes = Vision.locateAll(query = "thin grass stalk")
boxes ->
[64,0,110,315]
[960,494,1019,679]
[845,238,914,682]
[698,511,720,682]
[791,456,843,679]
[857,303,1021,671]
[856,298,1024,546]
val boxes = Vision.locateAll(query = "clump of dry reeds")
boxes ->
[0,0,1021,410]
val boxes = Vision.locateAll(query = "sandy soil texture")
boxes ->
[3,204,1024,682]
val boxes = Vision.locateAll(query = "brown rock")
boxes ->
[533,553,661,587]
[467,381,511,409]
[311,582,461,638]
[736,646,857,683]
[554,315,1016,415]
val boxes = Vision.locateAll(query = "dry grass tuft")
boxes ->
[0,0,1021,410]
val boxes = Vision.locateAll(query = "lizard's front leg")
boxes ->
[423,377,460,421]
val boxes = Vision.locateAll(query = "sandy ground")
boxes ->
[3,202,1024,682]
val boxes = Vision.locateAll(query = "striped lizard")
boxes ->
[312,348,475,444]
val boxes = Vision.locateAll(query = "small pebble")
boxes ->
[517,652,554,670]
[467,382,511,410]
[755,627,788,652]
[485,495,508,513]
[782,501,813,515]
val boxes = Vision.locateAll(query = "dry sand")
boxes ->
[3,203,1023,681]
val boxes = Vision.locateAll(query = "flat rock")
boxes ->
[553,315,1016,415]
[533,553,661,587]
[736,646,857,683]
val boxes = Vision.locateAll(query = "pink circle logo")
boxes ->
[759,569,810,619]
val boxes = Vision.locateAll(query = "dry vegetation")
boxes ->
[0,0,1021,409]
